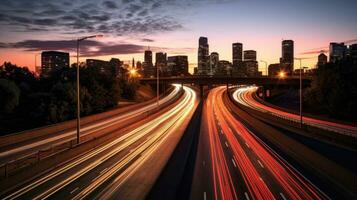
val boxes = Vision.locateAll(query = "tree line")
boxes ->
[0,62,137,135]
[304,58,357,121]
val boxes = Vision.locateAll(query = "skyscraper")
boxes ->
[210,52,219,75]
[41,51,69,77]
[243,50,256,61]
[243,50,258,77]
[156,52,167,76]
[280,40,294,74]
[144,50,153,65]
[329,42,347,63]
[167,56,188,76]
[317,53,327,67]
[198,37,209,75]
[232,43,243,70]
[143,49,154,77]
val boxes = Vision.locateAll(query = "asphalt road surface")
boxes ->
[190,86,329,200]
[0,85,197,200]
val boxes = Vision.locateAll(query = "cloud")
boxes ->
[102,1,118,9]
[141,38,155,42]
[0,0,235,37]
[0,39,194,57]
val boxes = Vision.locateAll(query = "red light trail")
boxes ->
[204,86,328,199]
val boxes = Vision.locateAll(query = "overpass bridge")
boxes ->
[139,76,311,87]
[139,76,312,98]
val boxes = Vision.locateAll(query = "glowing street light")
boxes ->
[278,71,286,78]
[129,68,137,76]
[76,34,103,144]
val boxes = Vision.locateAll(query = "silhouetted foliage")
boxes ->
[0,79,20,114]
[0,62,137,135]
[304,59,357,120]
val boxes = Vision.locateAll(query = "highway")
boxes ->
[0,84,183,165]
[191,86,328,200]
[0,84,197,199]
[232,86,357,136]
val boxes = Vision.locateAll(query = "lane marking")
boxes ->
[280,193,287,200]
[203,192,207,200]
[257,160,264,168]
[225,141,229,147]
[100,167,108,175]
[70,187,79,194]
[220,130,224,135]
[231,158,237,168]
[228,127,232,132]
[244,192,250,200]
[245,142,250,148]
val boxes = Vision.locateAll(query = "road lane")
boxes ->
[1,84,197,200]
[192,86,328,200]
[232,86,357,136]
[0,85,181,165]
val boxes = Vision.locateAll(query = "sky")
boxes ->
[0,0,357,74]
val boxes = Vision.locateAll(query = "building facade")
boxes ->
[317,53,327,67]
[155,52,168,76]
[143,50,155,77]
[198,37,209,75]
[349,43,357,64]
[280,40,294,75]
[232,42,243,71]
[329,42,347,63]
[41,51,69,77]
[210,52,219,75]
[216,60,232,76]
[167,56,188,76]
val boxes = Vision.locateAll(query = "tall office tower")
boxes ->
[144,49,153,65]
[232,42,243,70]
[167,56,189,76]
[155,52,167,70]
[132,58,135,68]
[210,52,219,75]
[280,40,294,74]
[317,53,327,67]
[143,49,154,77]
[329,42,347,63]
[243,50,258,77]
[243,50,257,61]
[198,37,209,75]
[41,51,69,77]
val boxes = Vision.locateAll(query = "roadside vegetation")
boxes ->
[0,62,137,135]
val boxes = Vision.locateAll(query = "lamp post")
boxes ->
[156,65,159,107]
[260,60,268,76]
[294,57,303,128]
[76,34,103,144]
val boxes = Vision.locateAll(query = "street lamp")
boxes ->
[260,60,268,76]
[156,65,159,107]
[278,71,286,78]
[76,34,103,144]
[294,57,303,128]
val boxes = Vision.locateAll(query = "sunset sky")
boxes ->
[0,0,357,74]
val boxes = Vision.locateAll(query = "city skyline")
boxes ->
[1,0,357,73]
